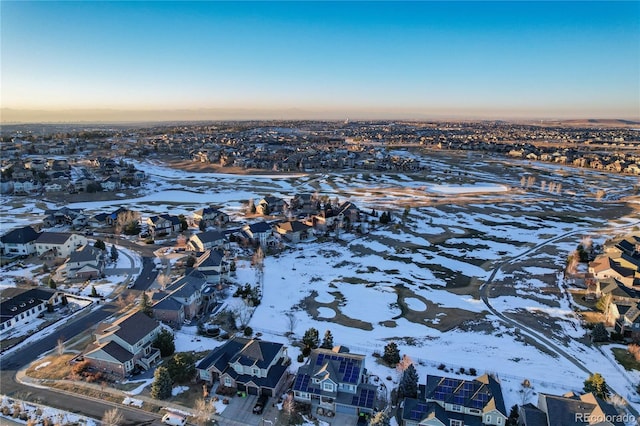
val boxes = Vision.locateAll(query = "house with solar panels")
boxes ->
[400,374,507,426]
[292,346,378,419]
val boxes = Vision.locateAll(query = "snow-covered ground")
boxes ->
[3,155,640,418]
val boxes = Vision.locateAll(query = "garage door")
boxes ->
[335,404,357,415]
[248,386,259,395]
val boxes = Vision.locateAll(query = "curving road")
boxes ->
[479,223,640,416]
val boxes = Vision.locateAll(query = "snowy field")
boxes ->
[4,152,640,416]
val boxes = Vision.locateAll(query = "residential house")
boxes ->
[290,193,314,210]
[193,249,229,284]
[105,207,140,231]
[193,206,230,227]
[146,214,182,238]
[0,287,65,335]
[0,225,41,256]
[401,374,507,426]
[152,273,207,325]
[56,245,105,281]
[588,255,638,289]
[101,176,121,191]
[240,222,274,247]
[35,232,87,259]
[84,310,162,378]
[518,392,625,426]
[337,201,361,225]
[196,336,290,397]
[293,346,377,418]
[274,220,312,243]
[608,301,640,340]
[188,230,226,252]
[43,208,87,229]
[257,196,288,215]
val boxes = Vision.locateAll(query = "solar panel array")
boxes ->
[292,374,321,394]
[351,388,375,408]
[409,402,430,420]
[315,353,361,384]
[429,376,493,410]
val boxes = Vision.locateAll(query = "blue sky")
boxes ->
[2,1,639,121]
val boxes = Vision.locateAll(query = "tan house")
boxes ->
[84,310,162,378]
[36,232,87,259]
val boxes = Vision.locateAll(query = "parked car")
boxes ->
[161,412,186,426]
[253,394,269,414]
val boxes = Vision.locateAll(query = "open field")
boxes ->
[4,149,640,411]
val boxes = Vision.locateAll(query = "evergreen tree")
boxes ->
[186,255,196,268]
[167,352,196,383]
[398,364,419,399]
[110,244,119,262]
[320,330,334,349]
[178,214,188,231]
[369,410,391,426]
[302,327,320,351]
[591,322,609,342]
[48,277,57,289]
[90,285,98,297]
[383,342,401,366]
[139,292,153,317]
[154,328,175,357]
[584,373,610,400]
[198,220,207,231]
[150,366,172,399]
[94,239,106,250]
[506,405,519,426]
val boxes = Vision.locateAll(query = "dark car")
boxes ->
[253,395,268,414]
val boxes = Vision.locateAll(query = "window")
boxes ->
[451,405,462,412]
[323,382,334,392]
[486,415,492,423]
[224,377,231,386]
[450,420,463,426]
[497,418,502,425]
[252,368,259,376]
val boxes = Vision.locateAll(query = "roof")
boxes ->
[194,249,225,268]
[36,232,73,245]
[1,226,40,245]
[401,398,448,424]
[247,222,272,234]
[0,287,58,324]
[518,403,548,426]
[96,310,160,346]
[424,374,506,416]
[276,221,311,233]
[538,393,595,426]
[85,340,134,364]
[69,245,103,263]
[192,230,225,244]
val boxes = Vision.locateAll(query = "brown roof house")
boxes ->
[84,310,162,378]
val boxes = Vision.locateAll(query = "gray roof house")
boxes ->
[293,346,377,418]
[197,336,290,397]
[518,392,625,426]
[0,225,41,256]
[401,374,507,426]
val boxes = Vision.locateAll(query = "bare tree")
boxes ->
[192,398,216,426]
[285,312,298,336]
[395,354,413,374]
[233,304,253,329]
[520,379,534,406]
[56,338,65,356]
[157,273,171,291]
[101,408,124,426]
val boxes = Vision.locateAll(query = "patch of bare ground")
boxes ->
[505,308,577,345]
[301,290,373,331]
[25,354,76,380]
[395,284,488,332]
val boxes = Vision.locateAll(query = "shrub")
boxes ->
[469,368,477,376]
[297,354,304,363]
[437,364,446,370]
[71,360,90,376]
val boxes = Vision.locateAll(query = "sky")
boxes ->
[1,1,639,122]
